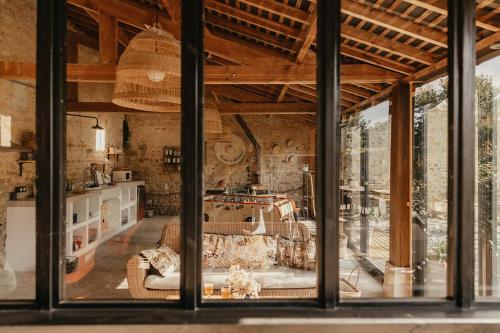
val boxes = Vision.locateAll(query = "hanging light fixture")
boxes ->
[112,0,180,112]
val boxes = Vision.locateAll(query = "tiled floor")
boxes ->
[0,216,385,300]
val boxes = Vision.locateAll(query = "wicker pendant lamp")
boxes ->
[205,93,223,134]
[112,3,181,112]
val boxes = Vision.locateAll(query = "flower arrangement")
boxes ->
[226,265,261,299]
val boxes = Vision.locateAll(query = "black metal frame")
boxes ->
[0,0,496,324]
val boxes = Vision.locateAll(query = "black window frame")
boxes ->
[0,0,497,324]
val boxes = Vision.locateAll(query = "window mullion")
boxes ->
[447,0,476,308]
[317,0,342,308]
[180,0,204,310]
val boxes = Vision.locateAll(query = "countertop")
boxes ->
[7,180,144,208]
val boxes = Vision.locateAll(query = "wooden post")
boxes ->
[389,82,413,269]
[99,13,118,64]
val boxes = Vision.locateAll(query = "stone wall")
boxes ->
[0,0,37,269]
[205,115,314,201]
[123,113,315,211]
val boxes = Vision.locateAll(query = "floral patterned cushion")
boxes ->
[203,234,278,269]
[277,238,316,270]
[141,245,180,277]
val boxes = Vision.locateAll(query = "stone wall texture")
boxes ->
[0,0,37,269]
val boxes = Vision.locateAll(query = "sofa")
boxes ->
[127,221,317,299]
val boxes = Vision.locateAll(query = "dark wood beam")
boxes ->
[389,82,413,269]
[162,0,181,21]
[1,62,403,84]
[98,13,118,64]
[66,101,316,115]
[219,102,316,114]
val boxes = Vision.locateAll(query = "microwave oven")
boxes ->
[112,170,132,182]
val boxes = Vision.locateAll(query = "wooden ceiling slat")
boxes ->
[206,13,296,52]
[204,0,301,40]
[341,24,437,65]
[341,0,447,48]
[236,0,310,25]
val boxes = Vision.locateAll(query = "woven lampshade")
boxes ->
[112,25,181,112]
[205,93,223,134]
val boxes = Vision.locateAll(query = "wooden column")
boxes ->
[98,13,118,64]
[389,82,413,268]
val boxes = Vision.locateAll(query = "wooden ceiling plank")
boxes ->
[341,24,436,65]
[341,0,447,48]
[236,0,310,24]
[204,0,301,40]
[206,13,296,52]
[402,0,499,31]
[341,44,415,75]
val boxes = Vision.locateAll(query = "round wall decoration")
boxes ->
[215,134,246,165]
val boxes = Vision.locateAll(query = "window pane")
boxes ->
[475,0,500,299]
[202,0,317,301]
[62,1,182,301]
[339,0,448,299]
[0,0,37,300]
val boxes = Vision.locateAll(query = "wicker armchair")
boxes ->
[127,221,317,299]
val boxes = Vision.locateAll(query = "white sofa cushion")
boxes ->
[144,267,317,290]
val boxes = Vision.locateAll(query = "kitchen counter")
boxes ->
[7,181,144,208]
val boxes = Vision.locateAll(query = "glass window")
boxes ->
[339,0,449,299]
[202,0,318,301]
[62,1,182,301]
[0,0,37,300]
[475,0,500,299]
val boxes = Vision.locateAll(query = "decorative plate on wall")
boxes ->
[214,134,246,165]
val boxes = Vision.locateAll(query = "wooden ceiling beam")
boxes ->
[346,29,500,114]
[235,0,310,25]
[341,85,372,99]
[207,85,272,102]
[341,0,448,48]
[68,0,297,65]
[205,64,403,84]
[98,13,118,64]
[340,44,415,75]
[402,0,499,32]
[204,0,301,40]
[66,101,316,115]
[1,62,403,84]
[206,13,296,52]
[218,103,316,114]
[341,24,437,65]
[162,0,181,21]
[66,28,99,50]
[294,7,317,63]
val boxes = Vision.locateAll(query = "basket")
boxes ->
[340,267,361,298]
